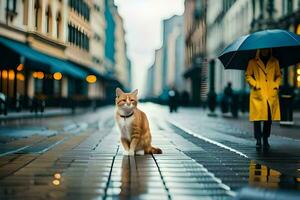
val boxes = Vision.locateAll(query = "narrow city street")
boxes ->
[2,0,300,199]
[0,103,299,199]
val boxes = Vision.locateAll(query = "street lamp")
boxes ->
[2,70,8,79]
[53,72,62,80]
[32,71,44,79]
[8,70,15,81]
[16,73,25,81]
[86,75,97,83]
[17,64,24,71]
[207,59,217,116]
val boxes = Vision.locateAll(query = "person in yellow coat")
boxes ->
[245,48,282,150]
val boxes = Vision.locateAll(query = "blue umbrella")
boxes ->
[218,29,300,70]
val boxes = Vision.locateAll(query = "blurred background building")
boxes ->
[206,0,300,108]
[206,0,251,96]
[250,0,300,100]
[0,0,131,112]
[183,0,207,106]
[114,11,130,90]
[146,0,300,108]
[145,15,185,102]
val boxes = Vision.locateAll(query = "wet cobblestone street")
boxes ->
[0,104,300,199]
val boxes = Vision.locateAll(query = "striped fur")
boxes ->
[115,88,162,155]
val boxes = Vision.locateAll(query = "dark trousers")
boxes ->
[254,103,272,139]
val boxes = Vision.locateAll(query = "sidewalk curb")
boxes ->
[0,109,87,121]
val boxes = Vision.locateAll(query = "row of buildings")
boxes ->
[0,0,131,109]
[145,15,185,102]
[146,0,300,106]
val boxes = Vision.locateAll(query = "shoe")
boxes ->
[263,138,270,151]
[256,138,262,149]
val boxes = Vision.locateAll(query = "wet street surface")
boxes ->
[0,103,300,199]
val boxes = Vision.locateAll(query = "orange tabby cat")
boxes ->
[115,88,162,156]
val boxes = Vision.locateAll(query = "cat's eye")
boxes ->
[130,99,135,102]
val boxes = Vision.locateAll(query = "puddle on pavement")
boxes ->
[249,160,300,189]
[0,127,57,138]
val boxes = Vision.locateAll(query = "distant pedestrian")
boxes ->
[221,82,233,114]
[224,82,233,98]
[224,82,233,109]
[181,91,190,106]
[168,87,179,113]
[245,48,282,151]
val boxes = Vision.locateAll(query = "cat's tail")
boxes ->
[146,146,162,154]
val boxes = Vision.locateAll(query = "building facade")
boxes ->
[145,65,155,98]
[153,48,163,97]
[183,0,208,106]
[206,0,300,103]
[0,0,72,105]
[88,0,106,98]
[90,0,105,74]
[103,0,131,93]
[114,11,129,90]
[206,0,252,98]
[146,15,185,101]
[251,0,300,95]
[0,0,128,111]
[104,0,115,74]
[160,15,185,100]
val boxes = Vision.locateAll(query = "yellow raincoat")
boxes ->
[245,50,282,121]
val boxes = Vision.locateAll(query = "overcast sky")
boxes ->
[114,0,184,96]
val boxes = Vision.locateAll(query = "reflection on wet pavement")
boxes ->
[249,160,300,189]
[1,106,300,199]
[52,173,62,186]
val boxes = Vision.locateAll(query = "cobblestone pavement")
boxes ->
[0,104,299,199]
[146,104,300,190]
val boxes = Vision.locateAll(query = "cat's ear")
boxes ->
[132,89,138,96]
[116,87,124,97]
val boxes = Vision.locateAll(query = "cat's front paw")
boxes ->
[123,150,129,156]
[136,150,144,155]
[128,150,135,156]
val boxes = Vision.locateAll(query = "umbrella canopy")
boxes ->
[218,29,300,70]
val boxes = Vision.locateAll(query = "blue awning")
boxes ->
[70,61,118,82]
[0,37,88,79]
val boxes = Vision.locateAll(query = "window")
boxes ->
[34,79,43,95]
[68,24,76,44]
[75,28,79,46]
[68,0,90,21]
[94,4,100,12]
[34,0,40,30]
[93,33,101,42]
[68,25,70,42]
[53,79,61,96]
[92,56,101,64]
[67,24,89,51]
[23,0,28,25]
[259,0,264,18]
[56,12,61,39]
[287,0,293,14]
[79,31,82,49]
[46,6,52,34]
[6,0,17,23]
[6,0,16,12]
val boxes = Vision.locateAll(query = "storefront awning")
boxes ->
[0,37,88,79]
[71,61,119,83]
